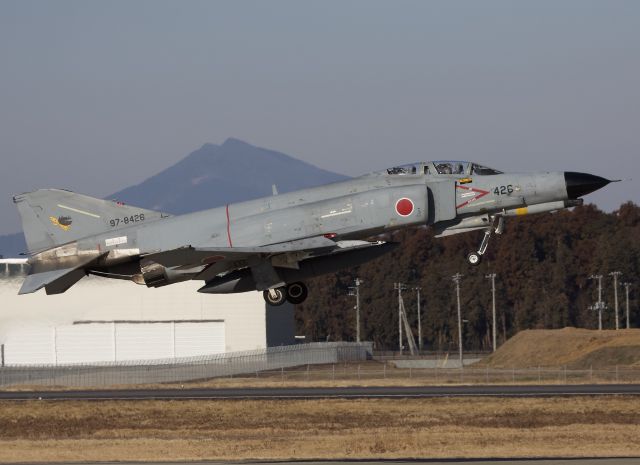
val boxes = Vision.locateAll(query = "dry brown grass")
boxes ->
[480,328,640,368]
[0,396,639,461]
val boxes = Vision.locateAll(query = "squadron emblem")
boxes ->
[50,216,72,231]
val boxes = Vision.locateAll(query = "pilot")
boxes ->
[438,163,452,174]
[455,164,464,174]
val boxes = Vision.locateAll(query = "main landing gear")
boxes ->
[467,215,505,266]
[263,281,309,306]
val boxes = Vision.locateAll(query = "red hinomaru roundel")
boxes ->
[395,198,414,216]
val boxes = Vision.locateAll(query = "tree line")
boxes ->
[295,202,640,351]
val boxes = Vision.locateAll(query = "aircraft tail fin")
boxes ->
[13,189,170,254]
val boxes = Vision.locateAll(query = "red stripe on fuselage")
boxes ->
[455,185,490,209]
[226,204,233,247]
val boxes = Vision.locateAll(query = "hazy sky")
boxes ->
[1,1,638,235]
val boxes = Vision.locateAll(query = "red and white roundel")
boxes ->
[395,198,414,217]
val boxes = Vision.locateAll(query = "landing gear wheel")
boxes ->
[467,252,482,266]
[286,282,308,304]
[466,215,505,266]
[263,287,286,306]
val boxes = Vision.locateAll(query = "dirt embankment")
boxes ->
[480,328,640,368]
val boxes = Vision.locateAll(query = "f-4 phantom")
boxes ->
[14,161,615,305]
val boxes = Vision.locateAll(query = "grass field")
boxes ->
[1,396,639,462]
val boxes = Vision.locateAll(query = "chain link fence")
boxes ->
[0,342,373,387]
[255,363,640,384]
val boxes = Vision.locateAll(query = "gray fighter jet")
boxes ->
[13,161,615,305]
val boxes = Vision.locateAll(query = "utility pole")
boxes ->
[348,278,363,342]
[452,273,463,367]
[415,287,423,352]
[589,274,605,330]
[394,282,406,354]
[623,283,632,329]
[588,304,598,329]
[485,273,497,352]
[610,271,622,330]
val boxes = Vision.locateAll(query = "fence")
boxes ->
[0,342,372,387]
[252,363,640,384]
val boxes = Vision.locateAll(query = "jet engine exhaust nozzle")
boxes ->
[564,172,612,199]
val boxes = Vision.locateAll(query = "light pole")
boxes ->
[485,273,497,352]
[452,273,463,367]
[610,271,622,330]
[589,274,605,330]
[348,278,363,342]
[623,283,632,329]
[394,282,406,354]
[415,287,423,352]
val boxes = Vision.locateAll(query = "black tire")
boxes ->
[467,252,482,266]
[286,282,308,304]
[263,287,286,306]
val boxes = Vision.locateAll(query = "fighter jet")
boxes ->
[13,161,615,305]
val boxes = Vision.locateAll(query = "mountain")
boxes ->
[110,138,348,214]
[0,138,348,256]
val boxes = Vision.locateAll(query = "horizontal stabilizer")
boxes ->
[19,268,86,295]
[18,251,106,295]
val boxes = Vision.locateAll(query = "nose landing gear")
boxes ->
[467,215,504,266]
[262,282,309,305]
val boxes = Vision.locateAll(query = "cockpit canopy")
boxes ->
[385,161,503,176]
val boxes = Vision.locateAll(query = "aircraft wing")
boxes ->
[143,236,385,290]
[142,236,340,268]
[143,236,384,268]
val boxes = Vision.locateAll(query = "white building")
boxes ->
[0,262,294,365]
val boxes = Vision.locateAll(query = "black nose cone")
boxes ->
[564,172,611,199]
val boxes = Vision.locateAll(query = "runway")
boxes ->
[2,383,640,401]
[9,459,640,465]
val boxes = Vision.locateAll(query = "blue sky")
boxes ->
[0,0,638,234]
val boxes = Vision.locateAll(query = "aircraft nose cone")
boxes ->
[564,172,612,199]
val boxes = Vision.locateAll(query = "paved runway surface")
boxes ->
[2,384,640,400]
[13,459,640,465]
